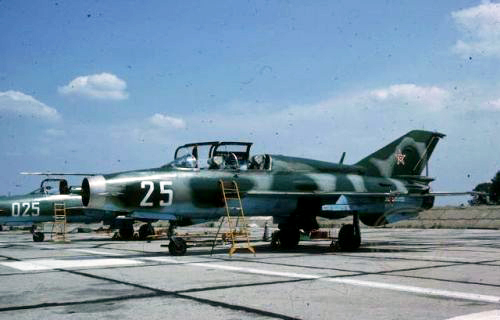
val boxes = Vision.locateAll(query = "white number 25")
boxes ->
[140,181,173,207]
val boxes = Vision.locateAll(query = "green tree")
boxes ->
[470,182,491,205]
[490,171,500,203]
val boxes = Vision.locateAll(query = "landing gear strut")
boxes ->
[270,224,300,249]
[337,213,361,251]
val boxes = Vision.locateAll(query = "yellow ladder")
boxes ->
[214,180,255,256]
[52,202,69,242]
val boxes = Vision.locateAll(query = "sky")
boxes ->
[1,0,499,205]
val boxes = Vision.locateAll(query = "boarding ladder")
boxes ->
[211,180,255,256]
[52,202,69,242]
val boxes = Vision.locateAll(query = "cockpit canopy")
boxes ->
[30,178,71,195]
[162,141,271,171]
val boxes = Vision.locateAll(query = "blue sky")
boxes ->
[1,1,499,205]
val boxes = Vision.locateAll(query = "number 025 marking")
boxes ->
[140,181,173,207]
[11,202,40,217]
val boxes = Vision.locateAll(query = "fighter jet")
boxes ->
[0,178,117,242]
[78,130,469,255]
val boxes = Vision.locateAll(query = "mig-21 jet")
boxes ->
[0,178,118,242]
[79,130,469,255]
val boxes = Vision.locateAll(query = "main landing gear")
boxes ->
[270,214,362,251]
[114,222,156,241]
[270,224,300,249]
[336,213,361,251]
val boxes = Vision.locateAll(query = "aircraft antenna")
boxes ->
[339,152,346,165]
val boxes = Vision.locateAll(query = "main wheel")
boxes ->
[337,224,361,251]
[138,223,155,240]
[270,230,280,249]
[278,227,300,249]
[33,232,44,242]
[168,237,187,256]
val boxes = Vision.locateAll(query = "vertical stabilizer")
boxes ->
[355,130,445,178]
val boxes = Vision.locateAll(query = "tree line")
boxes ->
[469,171,500,205]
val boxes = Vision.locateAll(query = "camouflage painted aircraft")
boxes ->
[0,178,118,242]
[79,130,467,255]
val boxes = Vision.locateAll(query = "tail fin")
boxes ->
[355,130,445,178]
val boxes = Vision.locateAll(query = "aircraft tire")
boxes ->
[338,224,361,251]
[33,232,45,242]
[270,230,280,249]
[278,227,300,249]
[138,223,155,240]
[168,237,187,256]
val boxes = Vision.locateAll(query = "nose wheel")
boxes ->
[30,225,44,242]
[33,232,45,242]
[138,223,155,240]
[168,237,187,256]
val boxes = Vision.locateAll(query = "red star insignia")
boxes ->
[386,196,396,204]
[395,150,406,166]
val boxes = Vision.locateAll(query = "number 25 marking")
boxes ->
[140,181,173,207]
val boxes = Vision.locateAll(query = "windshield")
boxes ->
[29,186,56,195]
[162,154,197,169]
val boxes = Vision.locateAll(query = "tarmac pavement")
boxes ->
[0,228,499,320]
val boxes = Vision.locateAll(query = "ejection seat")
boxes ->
[208,156,225,169]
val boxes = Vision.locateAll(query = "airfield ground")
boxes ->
[0,227,499,320]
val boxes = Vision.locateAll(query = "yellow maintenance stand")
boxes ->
[212,180,255,256]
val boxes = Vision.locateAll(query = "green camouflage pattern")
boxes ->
[81,130,445,228]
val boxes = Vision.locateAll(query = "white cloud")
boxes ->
[44,128,66,137]
[106,83,472,158]
[107,114,187,146]
[58,73,128,100]
[149,113,186,129]
[452,2,500,58]
[485,98,500,110]
[0,90,60,121]
[368,84,450,110]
